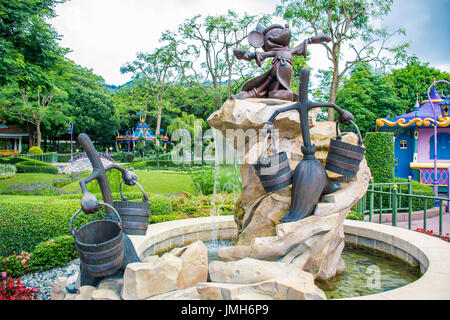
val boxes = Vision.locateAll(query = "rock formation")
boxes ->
[208,98,371,280]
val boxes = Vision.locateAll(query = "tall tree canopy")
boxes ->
[276,0,408,121]
[335,63,403,132]
[388,56,450,108]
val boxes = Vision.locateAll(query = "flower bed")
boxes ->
[414,228,450,243]
[0,273,39,300]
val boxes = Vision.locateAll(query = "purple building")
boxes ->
[376,85,450,191]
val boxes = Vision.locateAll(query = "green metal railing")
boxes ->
[357,177,448,236]
[19,152,58,163]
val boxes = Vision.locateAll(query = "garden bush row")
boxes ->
[0,157,58,174]
[0,235,78,278]
[110,152,135,163]
[0,192,236,258]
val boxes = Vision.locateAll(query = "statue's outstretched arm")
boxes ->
[291,35,332,57]
[267,102,298,124]
[104,163,138,186]
[308,102,354,123]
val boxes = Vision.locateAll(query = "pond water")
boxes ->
[204,240,422,300]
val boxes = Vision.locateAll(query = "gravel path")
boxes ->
[19,259,80,300]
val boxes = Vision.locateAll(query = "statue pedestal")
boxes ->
[208,98,371,280]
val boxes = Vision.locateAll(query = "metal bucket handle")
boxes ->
[119,180,149,202]
[336,120,364,146]
[70,202,122,236]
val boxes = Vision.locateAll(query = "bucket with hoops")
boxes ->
[253,128,292,193]
[113,180,150,236]
[325,120,365,178]
[70,202,124,278]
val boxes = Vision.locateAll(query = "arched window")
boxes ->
[430,133,450,160]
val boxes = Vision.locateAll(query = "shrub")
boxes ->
[364,132,394,183]
[28,146,43,155]
[0,200,102,257]
[0,275,39,300]
[148,194,173,215]
[0,156,29,165]
[0,164,16,179]
[111,152,135,163]
[346,211,363,220]
[0,252,31,277]
[15,159,58,174]
[57,153,82,163]
[28,235,78,273]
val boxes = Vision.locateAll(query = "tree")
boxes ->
[121,38,192,145]
[59,61,118,142]
[388,56,450,109]
[276,0,408,121]
[335,63,403,132]
[0,0,69,147]
[0,0,68,87]
[177,10,264,109]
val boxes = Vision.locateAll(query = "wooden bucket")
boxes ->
[113,181,150,236]
[253,131,292,193]
[70,202,123,278]
[325,120,365,178]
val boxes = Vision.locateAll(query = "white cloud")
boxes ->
[50,0,284,85]
[49,0,449,86]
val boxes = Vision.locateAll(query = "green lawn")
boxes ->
[0,173,60,192]
[1,170,198,197]
[118,170,197,195]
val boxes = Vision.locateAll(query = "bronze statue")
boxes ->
[72,133,142,288]
[266,68,354,222]
[233,24,331,101]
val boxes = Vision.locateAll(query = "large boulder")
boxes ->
[171,240,209,289]
[121,253,182,300]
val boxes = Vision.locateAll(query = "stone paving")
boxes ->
[391,210,450,237]
[364,206,450,237]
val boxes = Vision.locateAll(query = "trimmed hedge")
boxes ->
[364,132,395,183]
[28,235,78,273]
[0,235,79,277]
[0,200,102,257]
[110,152,135,163]
[0,156,29,165]
[16,161,58,174]
[57,153,82,163]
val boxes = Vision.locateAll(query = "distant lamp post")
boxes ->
[67,121,74,162]
[126,130,131,153]
[427,80,450,205]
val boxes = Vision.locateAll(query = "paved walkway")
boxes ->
[364,206,450,237]
[392,211,450,237]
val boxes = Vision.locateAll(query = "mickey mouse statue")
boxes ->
[233,24,330,102]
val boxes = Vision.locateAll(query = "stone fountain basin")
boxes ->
[129,216,450,300]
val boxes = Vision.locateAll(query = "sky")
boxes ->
[49,0,450,86]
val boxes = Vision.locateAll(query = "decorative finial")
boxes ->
[414,93,420,111]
